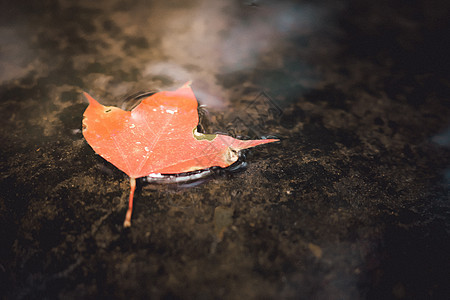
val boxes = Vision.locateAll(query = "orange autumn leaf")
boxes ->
[82,82,278,226]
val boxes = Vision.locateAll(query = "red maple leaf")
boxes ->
[82,82,278,226]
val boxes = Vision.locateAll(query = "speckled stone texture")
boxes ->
[0,0,449,299]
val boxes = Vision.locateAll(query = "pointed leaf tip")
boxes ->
[83,92,101,107]
[180,81,192,89]
[236,138,280,150]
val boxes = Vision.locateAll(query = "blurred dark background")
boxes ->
[0,0,449,298]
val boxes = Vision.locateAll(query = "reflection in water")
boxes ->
[133,0,338,107]
[142,153,248,189]
[0,0,339,109]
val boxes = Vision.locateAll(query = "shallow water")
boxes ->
[0,0,449,299]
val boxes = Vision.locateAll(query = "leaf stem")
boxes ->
[123,177,136,227]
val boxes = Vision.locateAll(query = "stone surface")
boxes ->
[0,0,449,299]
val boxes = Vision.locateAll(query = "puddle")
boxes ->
[142,153,249,188]
[0,0,449,299]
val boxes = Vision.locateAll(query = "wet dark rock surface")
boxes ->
[1,0,449,299]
